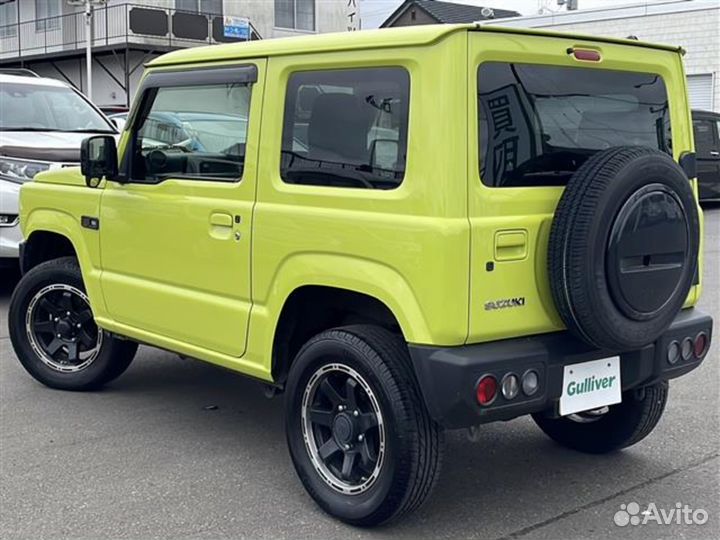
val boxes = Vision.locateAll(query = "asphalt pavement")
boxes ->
[1,205,719,540]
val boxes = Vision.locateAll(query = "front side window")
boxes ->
[0,82,114,133]
[131,82,251,183]
[275,0,315,31]
[281,67,410,190]
[478,63,671,187]
[36,0,61,31]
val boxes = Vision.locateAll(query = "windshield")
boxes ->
[0,82,114,133]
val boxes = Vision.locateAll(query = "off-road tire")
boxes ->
[532,381,669,454]
[284,325,443,526]
[8,257,138,391]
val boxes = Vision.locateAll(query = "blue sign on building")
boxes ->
[224,16,250,40]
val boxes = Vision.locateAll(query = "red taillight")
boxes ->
[476,375,498,406]
[694,333,709,358]
[569,48,602,62]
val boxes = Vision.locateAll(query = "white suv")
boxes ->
[0,71,117,265]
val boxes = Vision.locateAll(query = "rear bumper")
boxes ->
[409,308,713,429]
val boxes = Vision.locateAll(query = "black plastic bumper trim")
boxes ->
[409,308,713,429]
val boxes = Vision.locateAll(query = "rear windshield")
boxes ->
[478,63,671,187]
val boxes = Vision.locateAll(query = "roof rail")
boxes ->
[0,68,40,78]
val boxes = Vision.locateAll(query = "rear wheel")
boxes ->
[532,381,669,454]
[9,257,138,391]
[284,325,443,526]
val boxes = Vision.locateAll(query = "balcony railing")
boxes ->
[0,3,260,62]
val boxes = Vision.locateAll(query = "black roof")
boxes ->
[382,0,520,27]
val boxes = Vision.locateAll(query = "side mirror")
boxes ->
[81,135,118,188]
[370,138,399,171]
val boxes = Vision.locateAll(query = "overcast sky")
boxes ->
[359,0,680,28]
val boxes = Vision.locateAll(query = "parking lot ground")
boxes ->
[1,205,718,540]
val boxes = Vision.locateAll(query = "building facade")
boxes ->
[0,0,350,108]
[490,0,720,112]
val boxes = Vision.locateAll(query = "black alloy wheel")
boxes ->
[25,283,102,373]
[301,363,385,494]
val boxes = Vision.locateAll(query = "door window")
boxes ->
[477,63,671,187]
[280,67,410,190]
[693,119,715,157]
[130,82,251,182]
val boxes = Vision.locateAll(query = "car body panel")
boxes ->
[0,179,21,259]
[19,25,705,384]
[147,24,680,68]
[0,131,98,152]
[20,170,106,314]
[465,30,701,344]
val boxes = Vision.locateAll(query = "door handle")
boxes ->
[209,212,234,240]
[710,151,719,156]
[210,212,233,228]
[494,229,528,261]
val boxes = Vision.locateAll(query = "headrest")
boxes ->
[307,93,373,165]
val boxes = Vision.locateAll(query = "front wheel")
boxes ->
[532,381,669,454]
[8,257,138,391]
[284,325,443,526]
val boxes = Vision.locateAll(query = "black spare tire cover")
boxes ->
[548,146,699,350]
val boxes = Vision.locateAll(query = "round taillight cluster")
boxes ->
[521,370,539,396]
[476,370,540,406]
[476,375,497,406]
[694,333,709,358]
[667,332,709,365]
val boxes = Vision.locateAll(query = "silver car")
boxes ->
[0,71,117,265]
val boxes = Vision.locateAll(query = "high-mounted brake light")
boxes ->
[568,48,602,62]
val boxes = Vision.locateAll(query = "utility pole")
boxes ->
[84,0,92,100]
[67,0,106,102]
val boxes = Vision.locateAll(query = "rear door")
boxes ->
[467,31,682,344]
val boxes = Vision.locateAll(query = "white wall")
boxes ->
[227,0,348,39]
[25,51,152,108]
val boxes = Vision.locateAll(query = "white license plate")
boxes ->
[560,357,622,416]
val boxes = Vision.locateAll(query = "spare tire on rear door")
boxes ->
[548,146,699,351]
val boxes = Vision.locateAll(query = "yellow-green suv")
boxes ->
[8,24,714,526]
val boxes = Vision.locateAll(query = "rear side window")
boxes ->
[280,67,410,190]
[478,63,671,187]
